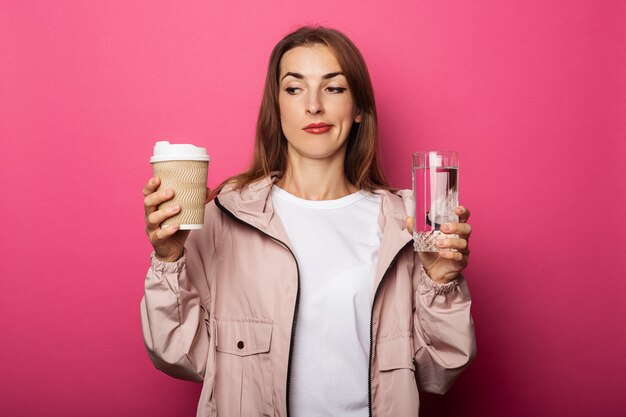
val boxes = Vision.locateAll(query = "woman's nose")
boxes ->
[306,93,324,115]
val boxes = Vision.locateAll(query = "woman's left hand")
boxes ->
[407,206,472,284]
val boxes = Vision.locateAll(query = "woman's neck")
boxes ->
[276,148,358,200]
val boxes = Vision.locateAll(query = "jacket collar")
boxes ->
[215,174,414,293]
[216,174,278,230]
[214,174,292,248]
[370,188,414,291]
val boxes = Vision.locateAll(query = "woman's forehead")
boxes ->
[279,45,344,79]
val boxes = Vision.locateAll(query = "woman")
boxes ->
[141,26,476,417]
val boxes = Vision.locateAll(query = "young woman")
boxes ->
[141,26,476,417]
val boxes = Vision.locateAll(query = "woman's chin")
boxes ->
[288,142,348,162]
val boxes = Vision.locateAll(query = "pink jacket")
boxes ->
[140,175,476,417]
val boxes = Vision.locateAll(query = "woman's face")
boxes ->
[278,44,361,162]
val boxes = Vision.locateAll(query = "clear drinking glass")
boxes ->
[412,151,459,252]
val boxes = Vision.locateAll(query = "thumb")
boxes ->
[406,216,415,234]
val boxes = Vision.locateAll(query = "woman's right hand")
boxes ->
[143,176,190,262]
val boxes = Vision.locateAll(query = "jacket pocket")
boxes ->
[377,333,415,371]
[215,318,274,417]
[216,319,272,356]
[376,334,420,414]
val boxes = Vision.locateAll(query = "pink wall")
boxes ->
[1,1,624,416]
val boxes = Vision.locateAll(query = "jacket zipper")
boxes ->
[214,197,301,417]
[367,241,412,417]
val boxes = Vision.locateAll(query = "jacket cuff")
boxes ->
[418,264,460,296]
[149,250,187,273]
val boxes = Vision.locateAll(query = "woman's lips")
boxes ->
[303,124,332,134]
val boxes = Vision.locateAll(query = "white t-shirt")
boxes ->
[271,185,382,417]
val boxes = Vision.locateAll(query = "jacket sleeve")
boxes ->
[140,202,222,382]
[412,261,477,394]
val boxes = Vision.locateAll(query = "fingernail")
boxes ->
[437,239,445,247]
[150,178,155,185]
[442,224,451,232]
[163,190,172,197]
[170,205,179,212]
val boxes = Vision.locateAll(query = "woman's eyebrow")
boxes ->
[281,71,345,81]
[322,71,344,79]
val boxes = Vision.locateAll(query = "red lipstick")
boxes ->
[303,123,332,134]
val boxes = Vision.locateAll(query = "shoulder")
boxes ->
[216,175,275,204]
[373,188,413,217]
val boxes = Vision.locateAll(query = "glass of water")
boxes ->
[412,151,459,252]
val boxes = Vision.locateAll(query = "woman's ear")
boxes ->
[355,110,362,123]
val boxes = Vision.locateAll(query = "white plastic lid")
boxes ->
[150,141,211,163]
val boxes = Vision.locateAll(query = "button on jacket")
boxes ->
[140,175,476,417]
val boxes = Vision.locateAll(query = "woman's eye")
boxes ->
[326,87,347,94]
[285,87,300,95]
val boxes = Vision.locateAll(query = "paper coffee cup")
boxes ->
[150,141,210,230]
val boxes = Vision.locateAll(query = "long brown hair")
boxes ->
[213,26,392,196]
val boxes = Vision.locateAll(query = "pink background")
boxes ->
[1,1,624,416]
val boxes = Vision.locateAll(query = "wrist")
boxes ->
[419,265,461,296]
[154,250,184,263]
[422,264,459,285]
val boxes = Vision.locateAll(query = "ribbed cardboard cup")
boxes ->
[150,141,210,230]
